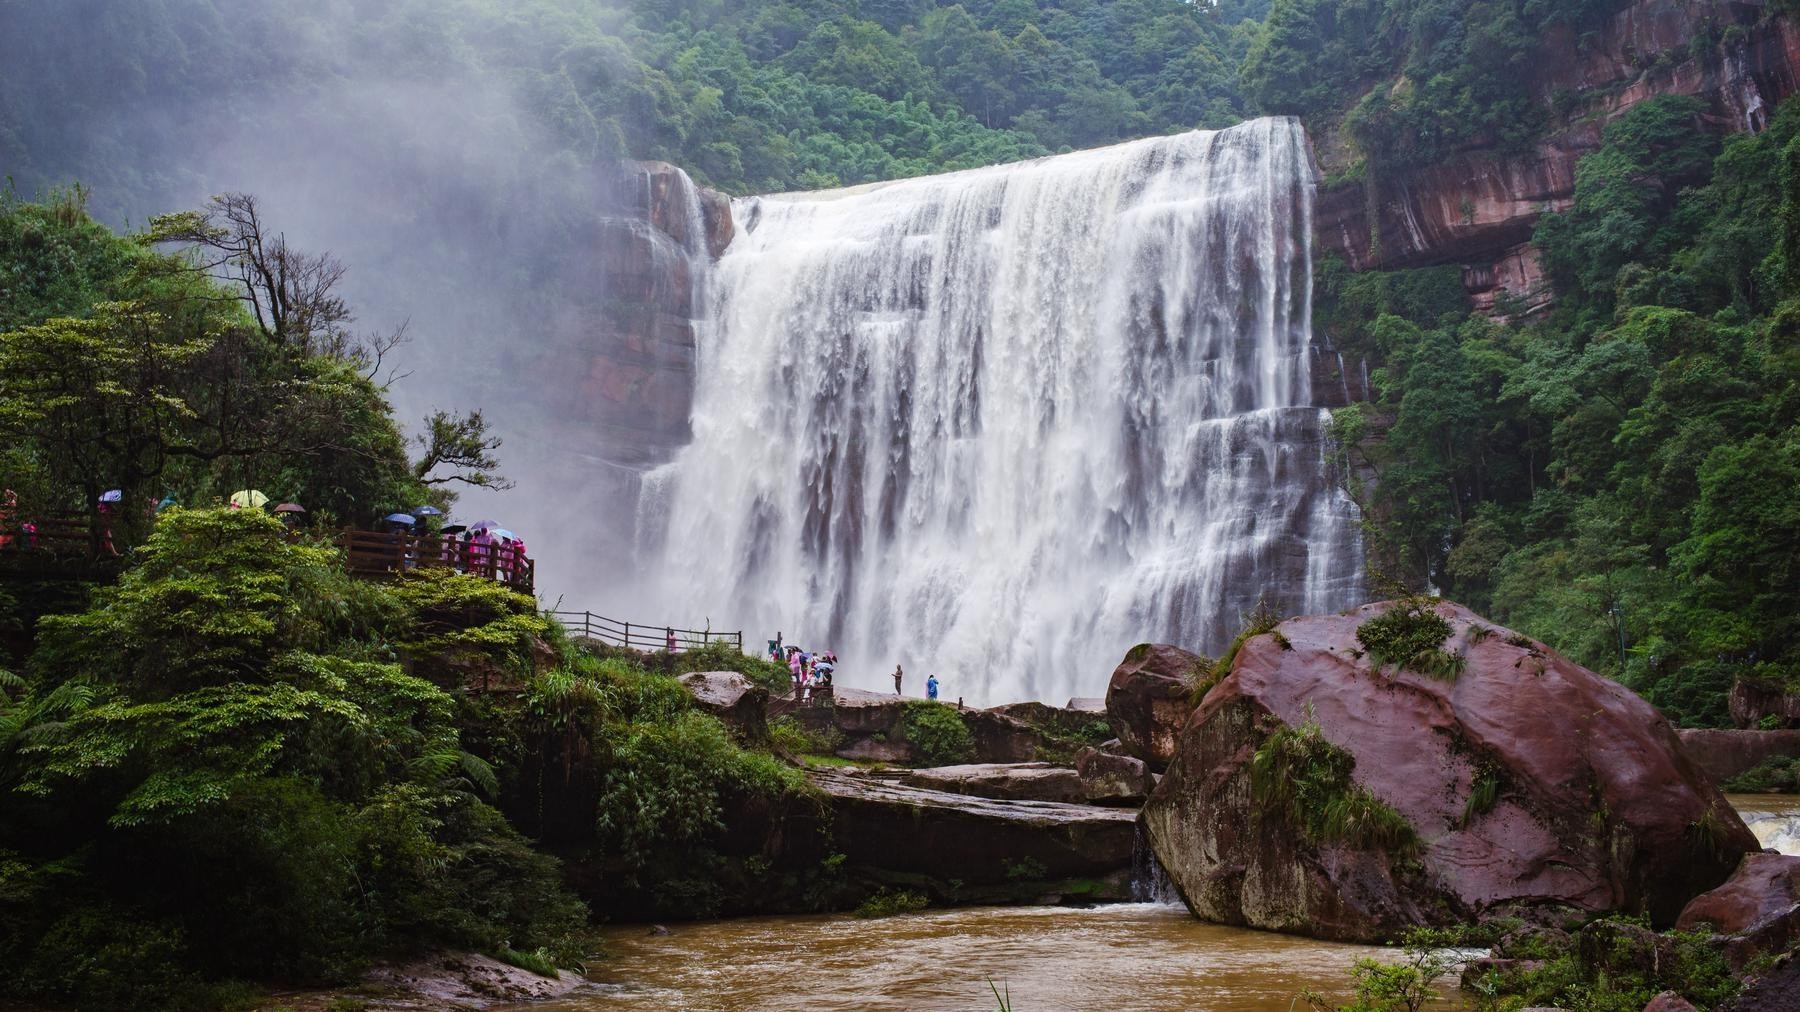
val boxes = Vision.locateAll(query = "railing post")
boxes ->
[623,621,630,650]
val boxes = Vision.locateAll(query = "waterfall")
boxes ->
[642,117,1364,704]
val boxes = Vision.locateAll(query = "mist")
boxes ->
[1,0,672,617]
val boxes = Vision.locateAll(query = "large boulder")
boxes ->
[903,763,1086,804]
[1141,600,1759,943]
[1074,747,1151,805]
[1676,853,1800,966]
[960,708,1050,763]
[1105,643,1206,772]
[677,671,769,743]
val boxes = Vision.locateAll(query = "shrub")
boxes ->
[1251,711,1418,854]
[1191,603,1281,702]
[901,700,975,766]
[1357,598,1463,680]
[1723,756,1800,793]
[854,889,928,919]
[769,715,842,757]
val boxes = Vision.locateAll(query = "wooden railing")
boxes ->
[547,610,741,653]
[0,516,102,555]
[336,529,535,594]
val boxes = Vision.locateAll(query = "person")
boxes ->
[665,627,677,653]
[0,489,15,550]
[926,674,939,701]
[469,527,493,576]
[95,498,118,556]
[813,653,834,701]
[892,663,903,696]
[767,637,782,663]
[788,646,804,698]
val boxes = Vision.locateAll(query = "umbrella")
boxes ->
[98,489,123,503]
[411,506,444,517]
[439,524,468,536]
[467,520,501,531]
[492,528,516,541]
[383,513,417,525]
[229,489,269,509]
[273,503,307,514]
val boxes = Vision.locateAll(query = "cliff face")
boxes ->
[526,162,733,468]
[482,162,733,604]
[1315,0,1800,311]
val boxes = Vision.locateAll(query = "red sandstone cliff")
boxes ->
[1314,0,1800,313]
[520,162,733,468]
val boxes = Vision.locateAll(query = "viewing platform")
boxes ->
[336,529,535,594]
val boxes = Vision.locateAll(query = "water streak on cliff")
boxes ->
[644,118,1363,704]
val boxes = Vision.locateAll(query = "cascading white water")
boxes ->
[642,117,1364,704]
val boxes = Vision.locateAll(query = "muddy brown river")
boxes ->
[511,796,1800,1011]
[520,903,1404,1011]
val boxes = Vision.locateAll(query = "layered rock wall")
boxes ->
[525,162,733,468]
[1316,1,1800,310]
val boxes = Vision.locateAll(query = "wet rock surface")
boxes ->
[1105,643,1205,772]
[1142,600,1758,942]
[808,767,1138,892]
[1677,853,1800,965]
[359,952,584,1009]
[902,762,1087,804]
[1074,746,1151,805]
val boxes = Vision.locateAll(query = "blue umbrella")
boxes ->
[411,506,444,517]
[383,513,416,525]
[99,489,123,503]
[492,528,517,541]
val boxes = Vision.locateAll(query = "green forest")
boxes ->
[1325,95,1800,728]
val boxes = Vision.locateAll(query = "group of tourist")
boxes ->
[0,488,530,589]
[769,634,837,702]
[766,635,943,704]
[380,513,530,583]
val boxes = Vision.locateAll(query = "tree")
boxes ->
[146,192,407,376]
[412,408,512,491]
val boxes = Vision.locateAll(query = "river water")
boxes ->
[532,903,1393,1011]
[515,796,1800,1011]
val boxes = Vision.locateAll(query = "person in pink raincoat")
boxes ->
[469,528,494,576]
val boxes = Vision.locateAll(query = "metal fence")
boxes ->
[547,610,742,653]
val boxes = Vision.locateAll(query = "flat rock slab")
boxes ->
[903,762,1087,804]
[808,768,1137,884]
[358,952,585,1009]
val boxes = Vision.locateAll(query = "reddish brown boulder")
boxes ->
[1677,853,1800,965]
[1644,993,1701,1012]
[1141,600,1758,943]
[1105,643,1206,772]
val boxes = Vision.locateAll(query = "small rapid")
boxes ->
[1730,793,1800,855]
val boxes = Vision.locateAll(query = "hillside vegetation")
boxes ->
[1326,95,1800,726]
